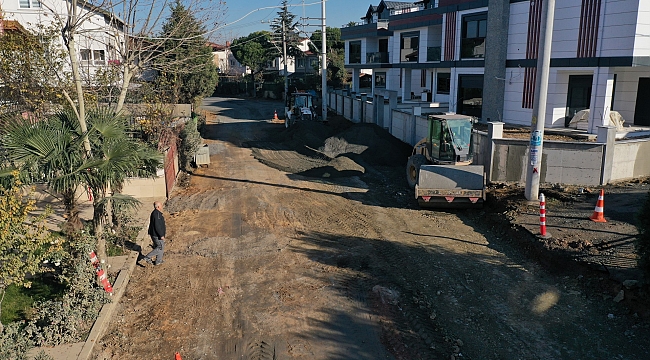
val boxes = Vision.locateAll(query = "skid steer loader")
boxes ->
[285,92,319,128]
[406,114,486,208]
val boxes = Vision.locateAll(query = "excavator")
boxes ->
[406,114,486,208]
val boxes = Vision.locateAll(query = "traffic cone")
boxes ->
[175,352,182,360]
[273,110,279,121]
[589,189,607,223]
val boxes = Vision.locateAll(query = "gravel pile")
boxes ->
[251,116,412,178]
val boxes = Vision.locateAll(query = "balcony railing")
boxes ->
[366,52,389,63]
[400,48,419,62]
[461,38,486,59]
[377,19,389,30]
[426,46,441,62]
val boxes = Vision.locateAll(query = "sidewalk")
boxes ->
[27,196,166,360]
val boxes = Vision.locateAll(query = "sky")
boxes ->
[214,0,372,42]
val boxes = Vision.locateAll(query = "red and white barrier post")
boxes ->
[539,193,551,239]
[89,251,113,294]
[96,268,114,294]
[89,251,100,268]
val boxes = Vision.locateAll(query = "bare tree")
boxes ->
[110,0,226,112]
[39,0,226,117]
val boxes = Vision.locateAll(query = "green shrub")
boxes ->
[193,112,207,135]
[1,278,65,325]
[178,116,202,172]
[636,191,650,280]
[0,321,34,360]
[0,227,109,355]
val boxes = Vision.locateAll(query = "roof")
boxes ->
[207,42,226,51]
[0,19,29,35]
[365,5,379,18]
[381,1,417,10]
[83,2,125,26]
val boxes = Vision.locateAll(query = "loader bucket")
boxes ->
[415,165,486,208]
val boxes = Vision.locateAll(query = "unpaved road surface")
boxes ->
[94,97,650,359]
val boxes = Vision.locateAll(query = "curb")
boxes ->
[28,215,152,360]
[76,217,151,360]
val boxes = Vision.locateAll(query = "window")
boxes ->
[375,72,386,88]
[457,75,484,118]
[19,0,41,8]
[437,73,450,94]
[349,41,361,64]
[400,32,419,62]
[421,69,427,87]
[80,49,91,63]
[93,50,106,65]
[379,39,388,53]
[297,58,305,68]
[461,13,487,59]
[80,49,107,66]
[309,58,318,69]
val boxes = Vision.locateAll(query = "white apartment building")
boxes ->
[209,42,250,78]
[342,0,650,133]
[1,0,125,81]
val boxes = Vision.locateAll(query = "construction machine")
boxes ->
[285,92,319,128]
[406,114,486,208]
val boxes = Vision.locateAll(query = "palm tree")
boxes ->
[1,108,162,260]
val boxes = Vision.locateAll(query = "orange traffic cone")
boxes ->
[273,110,279,121]
[589,189,607,223]
[175,352,182,360]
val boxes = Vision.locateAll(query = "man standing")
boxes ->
[143,201,166,265]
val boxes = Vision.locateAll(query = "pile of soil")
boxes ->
[250,115,412,179]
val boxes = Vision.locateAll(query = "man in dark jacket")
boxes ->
[143,201,166,265]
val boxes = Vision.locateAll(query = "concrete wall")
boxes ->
[121,176,167,198]
[488,138,605,185]
[364,102,374,123]
[391,110,411,144]
[506,1,529,59]
[635,0,650,57]
[472,131,491,169]
[602,0,640,57]
[344,96,353,119]
[352,99,362,123]
[336,94,344,115]
[611,139,650,181]
[612,67,647,123]
[328,91,650,186]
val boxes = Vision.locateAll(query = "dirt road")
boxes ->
[93,97,650,359]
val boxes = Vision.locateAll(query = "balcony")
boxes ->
[461,38,486,59]
[400,48,419,63]
[366,52,389,63]
[427,46,441,62]
[341,20,393,41]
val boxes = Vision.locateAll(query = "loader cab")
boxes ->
[427,114,474,165]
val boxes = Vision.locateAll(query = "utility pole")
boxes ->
[321,0,327,122]
[525,0,555,201]
[282,19,288,101]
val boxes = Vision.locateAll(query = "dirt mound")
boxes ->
[251,116,411,178]
[297,156,365,178]
[325,124,411,166]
